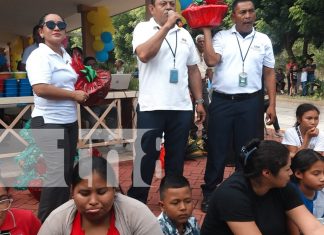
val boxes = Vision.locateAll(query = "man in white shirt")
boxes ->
[127,0,205,203]
[200,0,277,212]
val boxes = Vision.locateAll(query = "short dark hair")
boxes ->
[241,139,289,178]
[232,0,255,11]
[291,149,324,183]
[71,46,83,55]
[295,103,320,127]
[159,174,191,200]
[71,157,117,189]
[84,56,97,65]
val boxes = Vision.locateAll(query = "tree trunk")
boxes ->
[302,37,309,56]
[284,32,298,59]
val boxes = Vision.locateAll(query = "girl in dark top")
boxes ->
[201,139,324,235]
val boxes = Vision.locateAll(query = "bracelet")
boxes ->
[195,98,204,104]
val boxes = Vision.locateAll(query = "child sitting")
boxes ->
[158,175,200,235]
[288,149,324,234]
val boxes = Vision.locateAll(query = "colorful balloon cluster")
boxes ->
[176,0,188,24]
[87,7,115,62]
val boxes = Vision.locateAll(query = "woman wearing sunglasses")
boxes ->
[26,13,89,222]
[201,139,324,235]
[0,180,41,235]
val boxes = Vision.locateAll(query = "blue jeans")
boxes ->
[307,74,315,93]
[127,109,192,203]
[302,81,308,96]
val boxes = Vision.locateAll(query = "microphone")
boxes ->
[168,10,183,27]
[176,19,183,27]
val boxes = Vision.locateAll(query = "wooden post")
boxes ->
[77,4,97,57]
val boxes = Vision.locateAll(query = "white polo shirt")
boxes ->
[282,127,324,152]
[212,25,275,94]
[132,18,200,111]
[26,43,78,124]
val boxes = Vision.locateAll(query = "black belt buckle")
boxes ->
[214,91,259,101]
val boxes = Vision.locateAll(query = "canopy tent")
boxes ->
[0,0,145,47]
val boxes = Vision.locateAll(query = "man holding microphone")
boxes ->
[127,0,205,203]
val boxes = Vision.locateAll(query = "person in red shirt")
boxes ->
[0,180,41,235]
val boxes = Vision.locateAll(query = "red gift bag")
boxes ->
[71,56,111,106]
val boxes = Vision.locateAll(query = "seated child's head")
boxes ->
[291,149,324,191]
[159,174,193,226]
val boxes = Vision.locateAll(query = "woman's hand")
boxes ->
[73,90,89,104]
[305,127,319,138]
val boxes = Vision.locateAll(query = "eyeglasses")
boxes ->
[43,21,67,30]
[0,198,13,211]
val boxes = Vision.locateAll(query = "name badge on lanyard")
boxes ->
[235,32,255,87]
[170,68,179,83]
[165,31,178,84]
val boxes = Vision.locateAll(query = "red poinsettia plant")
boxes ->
[182,0,228,29]
[71,55,111,106]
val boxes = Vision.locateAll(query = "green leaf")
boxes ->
[80,65,97,83]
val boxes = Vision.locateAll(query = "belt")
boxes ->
[213,90,260,101]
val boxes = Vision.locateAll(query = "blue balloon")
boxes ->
[95,50,109,62]
[101,32,112,43]
[179,0,192,10]
[103,41,115,52]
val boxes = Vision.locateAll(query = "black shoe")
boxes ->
[201,196,209,213]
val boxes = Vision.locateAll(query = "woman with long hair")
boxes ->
[282,103,323,157]
[201,139,324,235]
[38,157,163,235]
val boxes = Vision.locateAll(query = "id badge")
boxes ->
[170,68,179,84]
[239,72,248,87]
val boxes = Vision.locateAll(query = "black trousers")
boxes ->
[31,116,78,222]
[127,109,192,203]
[202,91,262,198]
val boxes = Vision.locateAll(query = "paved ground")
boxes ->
[5,95,324,226]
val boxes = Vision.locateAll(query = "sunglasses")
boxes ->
[43,21,67,30]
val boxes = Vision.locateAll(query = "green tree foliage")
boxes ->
[289,0,324,50]
[67,29,82,51]
[112,7,145,70]
[255,0,324,58]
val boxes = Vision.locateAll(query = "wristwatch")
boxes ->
[195,98,204,105]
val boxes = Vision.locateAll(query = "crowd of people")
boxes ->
[276,56,318,97]
[1,0,323,234]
